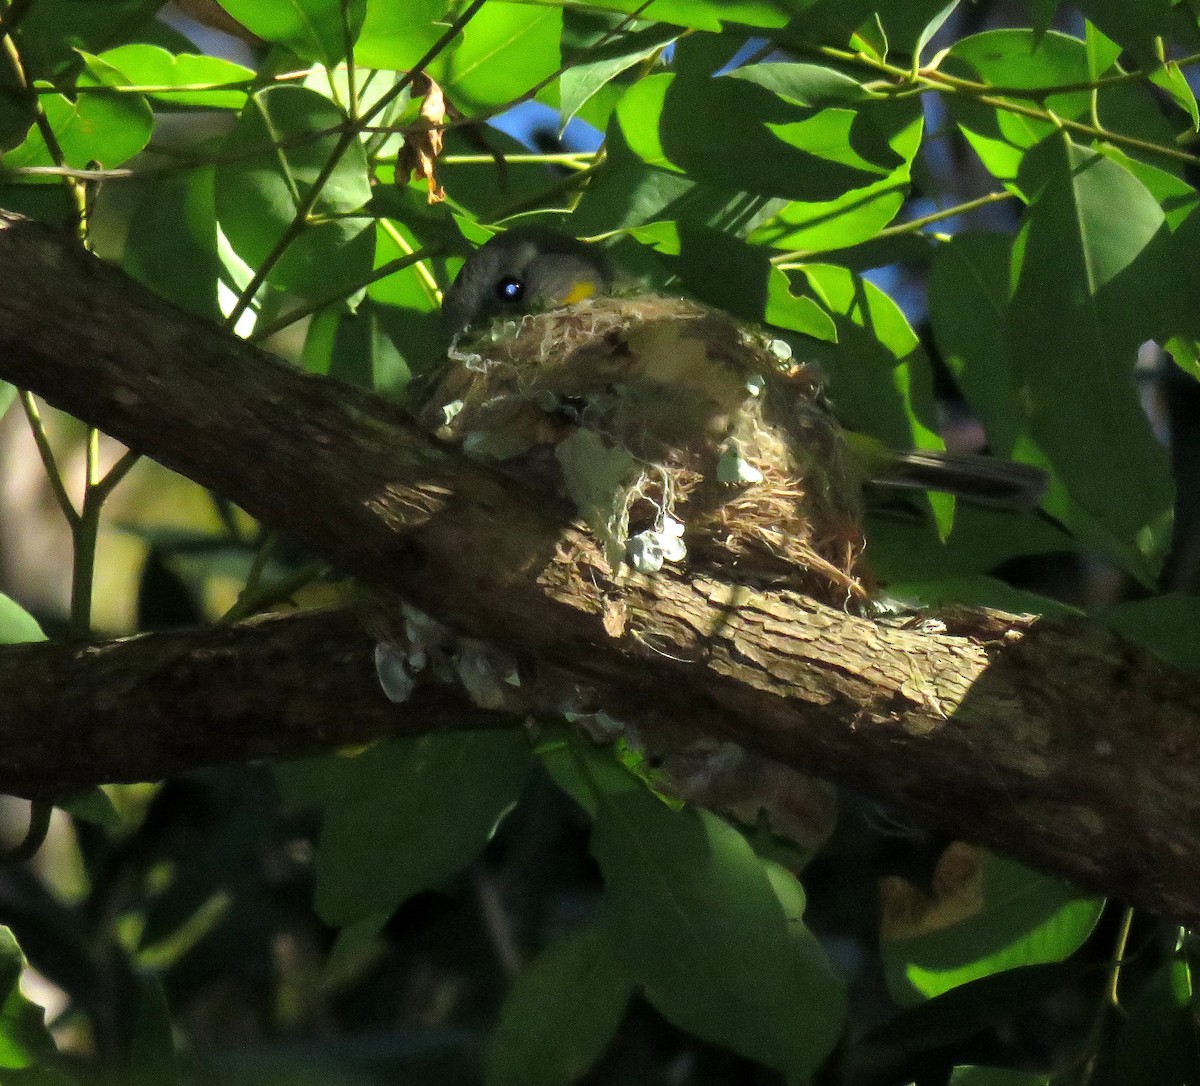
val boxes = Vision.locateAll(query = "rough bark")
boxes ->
[1,211,1198,921]
[0,608,508,798]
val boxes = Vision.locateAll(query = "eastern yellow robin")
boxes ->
[420,227,1046,604]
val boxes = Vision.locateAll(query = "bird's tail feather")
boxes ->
[869,450,1048,509]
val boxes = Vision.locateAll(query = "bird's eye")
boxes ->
[495,275,524,303]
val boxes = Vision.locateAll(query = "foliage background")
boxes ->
[0,0,1197,1083]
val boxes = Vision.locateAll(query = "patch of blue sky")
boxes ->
[488,99,604,153]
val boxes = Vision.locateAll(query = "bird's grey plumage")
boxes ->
[441,227,614,335]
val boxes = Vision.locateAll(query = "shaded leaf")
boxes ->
[276,733,532,927]
[1102,595,1200,671]
[1008,132,1173,580]
[795,264,952,536]
[585,751,845,1079]
[486,921,634,1086]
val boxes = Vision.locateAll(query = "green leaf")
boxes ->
[929,232,1025,457]
[674,224,837,341]
[559,23,680,132]
[613,67,922,252]
[0,928,58,1070]
[884,575,1076,616]
[1077,0,1172,63]
[850,12,888,62]
[585,751,845,1079]
[276,732,533,927]
[13,0,165,77]
[127,974,179,1086]
[0,62,31,153]
[4,83,152,171]
[430,2,562,111]
[572,111,780,239]
[0,594,45,644]
[527,0,791,33]
[356,0,445,70]
[1101,596,1200,671]
[866,503,1077,583]
[945,30,1096,181]
[1008,132,1173,579]
[852,961,1089,1081]
[794,264,953,536]
[119,168,222,321]
[61,788,123,832]
[95,45,254,109]
[214,85,375,302]
[1097,146,1199,231]
[321,302,412,395]
[486,922,635,1086]
[216,0,366,67]
[1151,60,1200,133]
[1025,0,1059,39]
[663,74,906,201]
[1092,956,1200,1086]
[724,63,875,107]
[881,849,1103,1004]
[950,1068,1050,1086]
[749,97,922,254]
[914,1,961,66]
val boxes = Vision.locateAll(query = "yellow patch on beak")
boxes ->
[562,279,598,305]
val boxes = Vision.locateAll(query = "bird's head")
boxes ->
[441,226,614,336]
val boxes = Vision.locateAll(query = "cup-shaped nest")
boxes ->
[413,295,870,606]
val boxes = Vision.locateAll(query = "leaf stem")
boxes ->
[813,44,1200,168]
[224,0,491,330]
[770,189,1016,266]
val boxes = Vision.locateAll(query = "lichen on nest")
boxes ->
[412,294,871,607]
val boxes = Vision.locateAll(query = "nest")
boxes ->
[412,295,871,606]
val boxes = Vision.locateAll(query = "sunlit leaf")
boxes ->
[95,45,254,109]
[431,2,561,111]
[216,0,366,67]
[0,594,45,645]
[881,846,1103,1003]
[4,83,152,171]
[356,0,445,70]
[559,23,680,132]
[0,928,58,1070]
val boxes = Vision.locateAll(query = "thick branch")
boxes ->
[0,609,507,797]
[1,212,1199,920]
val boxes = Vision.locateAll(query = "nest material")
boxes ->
[413,295,871,605]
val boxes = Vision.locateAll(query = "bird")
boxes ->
[415,227,1047,606]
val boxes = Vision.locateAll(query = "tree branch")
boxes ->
[1,211,1198,920]
[0,608,508,797]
